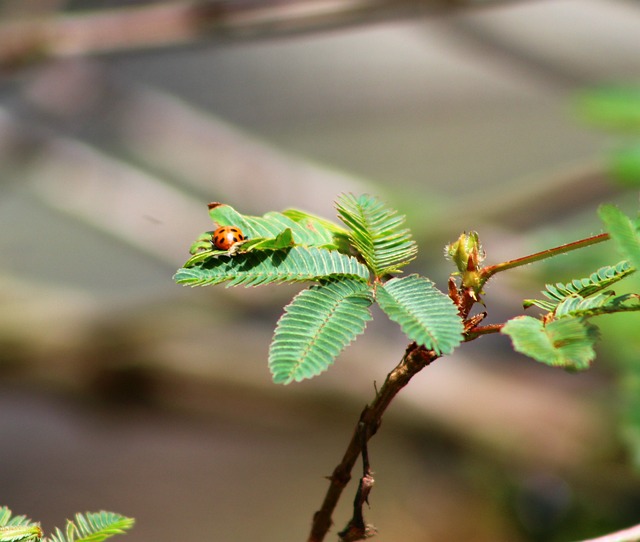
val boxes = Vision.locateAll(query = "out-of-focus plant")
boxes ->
[576,87,640,187]
[576,86,640,483]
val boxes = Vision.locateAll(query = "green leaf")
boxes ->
[183,204,350,268]
[0,526,42,542]
[502,316,599,370]
[0,508,41,542]
[47,512,134,542]
[524,260,634,311]
[555,292,640,318]
[175,246,370,287]
[281,208,350,236]
[209,204,340,249]
[376,275,464,355]
[269,279,374,384]
[575,87,640,133]
[336,193,418,277]
[599,204,640,272]
[0,514,42,542]
[282,208,351,252]
[609,144,640,187]
[0,509,30,529]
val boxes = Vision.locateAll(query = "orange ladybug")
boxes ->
[212,226,245,250]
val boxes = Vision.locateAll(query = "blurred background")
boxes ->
[1,0,640,540]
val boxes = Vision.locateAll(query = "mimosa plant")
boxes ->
[175,194,640,542]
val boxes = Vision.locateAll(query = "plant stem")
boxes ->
[481,232,610,281]
[464,323,504,340]
[576,523,640,542]
[307,343,438,542]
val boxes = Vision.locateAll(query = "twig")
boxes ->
[337,423,377,541]
[481,233,611,281]
[464,322,503,339]
[576,523,640,542]
[307,343,438,542]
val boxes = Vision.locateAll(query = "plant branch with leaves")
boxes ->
[175,194,640,541]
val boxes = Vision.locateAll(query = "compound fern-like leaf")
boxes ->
[336,193,418,277]
[524,260,634,311]
[47,512,134,542]
[0,508,41,542]
[502,316,599,370]
[174,246,370,287]
[269,279,374,384]
[0,526,42,542]
[376,275,463,355]
[555,292,640,318]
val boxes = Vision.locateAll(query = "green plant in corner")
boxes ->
[174,194,640,542]
[0,507,134,542]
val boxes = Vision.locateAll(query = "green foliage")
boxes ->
[509,208,640,369]
[175,246,370,287]
[376,275,463,355]
[269,279,374,384]
[176,194,465,383]
[576,86,640,186]
[48,512,133,542]
[576,87,640,132]
[524,260,634,312]
[177,197,640,384]
[599,204,640,273]
[554,292,640,318]
[183,203,349,267]
[0,526,42,542]
[209,202,344,249]
[610,145,640,187]
[0,510,132,542]
[335,193,418,277]
[501,316,599,371]
[0,508,42,542]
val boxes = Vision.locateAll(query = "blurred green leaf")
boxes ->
[609,144,640,187]
[576,87,640,133]
[502,316,599,370]
[599,205,640,273]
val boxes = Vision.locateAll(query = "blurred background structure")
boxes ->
[1,1,640,540]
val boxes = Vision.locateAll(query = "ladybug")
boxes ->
[212,226,245,250]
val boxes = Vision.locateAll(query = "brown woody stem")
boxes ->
[307,343,438,542]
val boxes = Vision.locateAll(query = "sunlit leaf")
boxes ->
[47,512,134,542]
[269,279,373,384]
[175,246,370,287]
[336,193,417,277]
[376,275,463,355]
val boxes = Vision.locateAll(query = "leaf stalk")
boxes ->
[481,233,610,282]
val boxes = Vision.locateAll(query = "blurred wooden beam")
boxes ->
[0,0,534,69]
